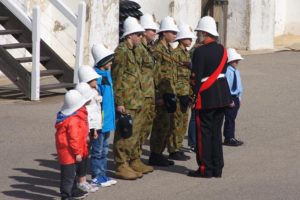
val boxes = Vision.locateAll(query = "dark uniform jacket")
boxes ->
[192,41,231,109]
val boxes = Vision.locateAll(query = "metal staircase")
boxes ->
[0,1,74,99]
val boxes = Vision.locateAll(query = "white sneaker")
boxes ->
[106,177,117,185]
[91,176,112,187]
[77,181,99,193]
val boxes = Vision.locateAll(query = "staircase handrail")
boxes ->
[49,0,86,83]
[0,0,32,30]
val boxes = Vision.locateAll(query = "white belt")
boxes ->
[201,73,225,83]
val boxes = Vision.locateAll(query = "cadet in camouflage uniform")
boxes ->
[130,14,159,174]
[112,17,145,180]
[148,16,179,166]
[167,23,196,160]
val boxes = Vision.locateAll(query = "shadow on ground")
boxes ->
[0,86,65,100]
[2,155,60,199]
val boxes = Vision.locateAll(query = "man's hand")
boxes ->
[117,106,126,113]
[180,61,192,69]
[156,98,164,106]
[229,101,235,108]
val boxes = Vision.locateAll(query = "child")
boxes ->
[223,48,244,146]
[55,89,95,200]
[75,80,101,193]
[90,44,117,186]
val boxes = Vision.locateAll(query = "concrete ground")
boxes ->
[1,50,300,200]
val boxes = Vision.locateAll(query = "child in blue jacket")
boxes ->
[90,44,117,187]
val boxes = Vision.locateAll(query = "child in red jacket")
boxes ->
[55,89,94,200]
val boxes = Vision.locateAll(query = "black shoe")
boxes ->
[169,151,190,161]
[223,138,244,146]
[72,189,88,200]
[187,170,212,178]
[213,170,222,178]
[149,152,173,166]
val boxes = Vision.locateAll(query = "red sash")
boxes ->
[195,47,227,110]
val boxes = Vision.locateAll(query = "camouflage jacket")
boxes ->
[134,40,155,98]
[173,46,192,96]
[153,40,177,96]
[112,40,143,110]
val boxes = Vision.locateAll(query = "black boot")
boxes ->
[149,152,174,166]
[169,151,190,161]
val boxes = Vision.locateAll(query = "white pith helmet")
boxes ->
[157,16,179,33]
[121,16,145,39]
[176,23,197,41]
[227,48,244,63]
[75,82,97,101]
[195,16,219,37]
[92,44,114,66]
[78,65,100,83]
[140,13,159,31]
[60,90,88,115]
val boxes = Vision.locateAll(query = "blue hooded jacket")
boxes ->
[94,67,116,133]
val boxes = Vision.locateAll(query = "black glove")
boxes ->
[178,95,190,113]
[117,112,133,139]
[163,93,177,113]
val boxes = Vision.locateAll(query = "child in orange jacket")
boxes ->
[55,89,94,200]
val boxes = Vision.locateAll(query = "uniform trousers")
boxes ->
[113,108,143,165]
[223,96,240,139]
[195,108,225,176]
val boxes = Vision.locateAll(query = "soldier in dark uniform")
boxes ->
[188,16,232,178]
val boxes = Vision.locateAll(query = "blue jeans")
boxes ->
[91,131,110,179]
[188,109,196,148]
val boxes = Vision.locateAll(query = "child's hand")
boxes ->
[76,155,82,162]
[86,136,90,143]
[93,129,98,139]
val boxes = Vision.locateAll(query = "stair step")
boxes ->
[40,69,64,77]
[1,43,32,49]
[16,56,51,63]
[0,16,9,22]
[40,83,75,91]
[0,29,23,35]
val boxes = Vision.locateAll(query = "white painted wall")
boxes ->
[285,0,300,35]
[85,0,119,65]
[173,0,202,29]
[249,0,275,50]
[226,0,250,49]
[133,0,173,22]
[274,0,286,36]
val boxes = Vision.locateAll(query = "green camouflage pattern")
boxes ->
[134,41,156,98]
[153,40,177,96]
[173,46,192,96]
[112,40,144,110]
[132,98,156,158]
[167,98,189,153]
[150,105,172,154]
[113,109,144,164]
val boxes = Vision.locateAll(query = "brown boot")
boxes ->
[115,163,139,180]
[130,159,154,174]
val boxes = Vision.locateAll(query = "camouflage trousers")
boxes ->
[113,108,143,165]
[150,103,172,154]
[167,98,189,153]
[133,98,155,158]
